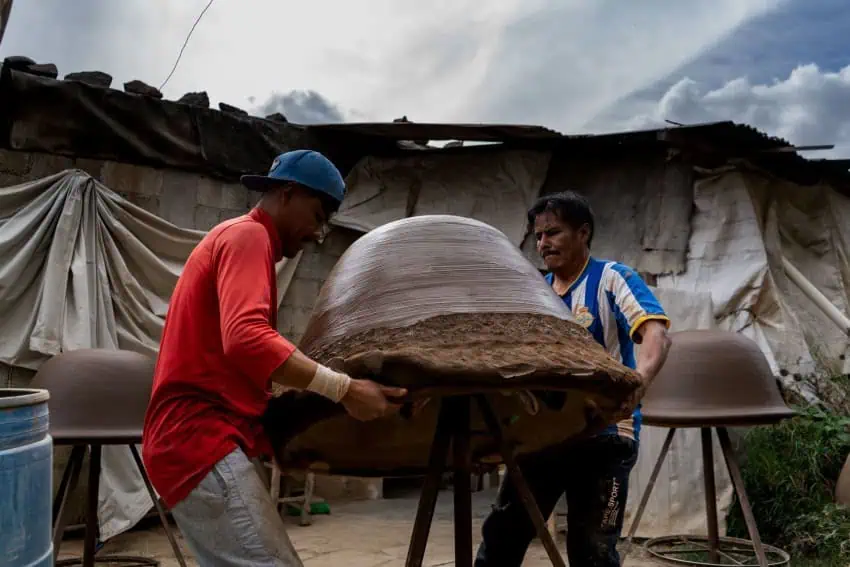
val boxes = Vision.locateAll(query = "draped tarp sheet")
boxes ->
[331,150,552,245]
[0,169,300,540]
[657,169,850,381]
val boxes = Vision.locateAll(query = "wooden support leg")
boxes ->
[475,395,566,567]
[621,427,677,561]
[406,399,454,567]
[301,472,315,527]
[449,397,474,567]
[716,427,769,567]
[129,445,188,567]
[52,445,86,561]
[701,428,720,564]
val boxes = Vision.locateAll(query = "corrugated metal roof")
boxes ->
[306,119,849,190]
[305,122,563,142]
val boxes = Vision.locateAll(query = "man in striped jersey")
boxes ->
[475,191,672,567]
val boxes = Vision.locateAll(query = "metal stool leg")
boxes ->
[52,445,86,561]
[716,427,769,567]
[129,445,188,567]
[701,428,721,564]
[621,428,676,561]
[81,445,101,567]
[54,445,159,567]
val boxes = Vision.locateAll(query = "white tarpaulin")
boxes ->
[333,150,551,244]
[658,168,850,383]
[0,169,299,540]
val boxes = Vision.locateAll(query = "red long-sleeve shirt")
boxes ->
[142,208,296,508]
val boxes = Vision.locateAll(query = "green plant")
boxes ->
[726,404,850,560]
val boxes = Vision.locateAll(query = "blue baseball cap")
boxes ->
[240,149,346,204]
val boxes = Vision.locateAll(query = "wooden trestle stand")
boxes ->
[404,394,566,567]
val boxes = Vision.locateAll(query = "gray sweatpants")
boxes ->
[170,447,303,567]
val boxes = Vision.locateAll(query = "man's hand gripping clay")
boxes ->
[306,363,407,421]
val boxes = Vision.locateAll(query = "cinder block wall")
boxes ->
[279,228,361,341]
[0,148,259,230]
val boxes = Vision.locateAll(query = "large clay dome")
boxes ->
[264,215,645,475]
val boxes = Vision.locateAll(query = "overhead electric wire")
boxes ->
[159,0,216,91]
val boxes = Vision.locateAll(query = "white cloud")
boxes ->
[591,64,850,158]
[0,0,783,133]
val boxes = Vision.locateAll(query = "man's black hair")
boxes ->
[527,190,595,248]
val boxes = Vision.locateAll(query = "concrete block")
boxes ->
[120,192,161,216]
[197,178,249,210]
[160,170,200,229]
[0,172,24,188]
[73,158,104,179]
[193,205,221,231]
[313,476,383,502]
[284,278,321,311]
[276,309,295,336]
[28,153,74,180]
[223,183,251,210]
[0,149,33,175]
[101,161,164,196]
[316,250,343,276]
[280,305,315,341]
[291,257,318,280]
[246,189,263,205]
[322,228,359,256]
[218,208,247,222]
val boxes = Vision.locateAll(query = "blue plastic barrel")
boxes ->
[0,388,53,567]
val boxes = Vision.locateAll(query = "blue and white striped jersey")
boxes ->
[545,257,669,442]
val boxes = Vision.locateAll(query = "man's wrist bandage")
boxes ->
[306,364,352,403]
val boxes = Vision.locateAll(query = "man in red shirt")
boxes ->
[143,149,405,566]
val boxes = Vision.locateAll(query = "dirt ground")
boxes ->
[56,488,663,566]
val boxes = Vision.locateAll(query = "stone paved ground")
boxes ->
[57,488,662,566]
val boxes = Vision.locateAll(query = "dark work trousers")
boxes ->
[474,434,638,567]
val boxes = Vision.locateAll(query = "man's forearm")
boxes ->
[269,349,319,389]
[635,320,672,381]
[269,350,351,403]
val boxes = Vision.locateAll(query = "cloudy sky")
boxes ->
[3,0,850,156]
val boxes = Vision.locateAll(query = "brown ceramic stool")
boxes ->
[622,330,794,567]
[31,349,187,567]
